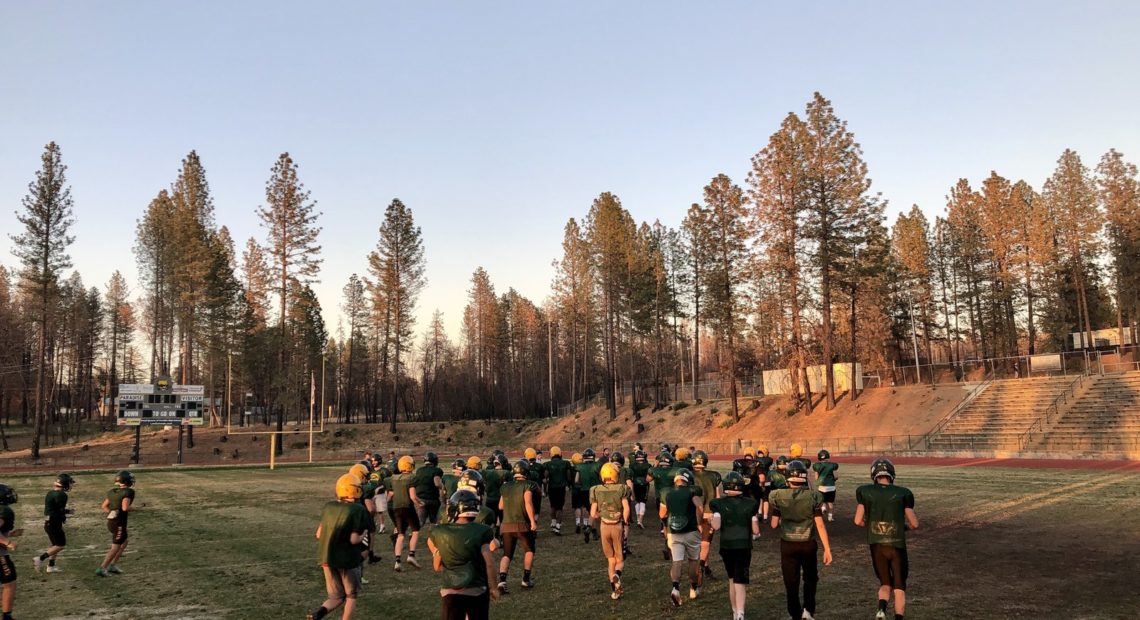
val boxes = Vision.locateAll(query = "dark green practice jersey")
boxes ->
[483,469,507,505]
[768,470,787,491]
[629,461,651,487]
[855,483,914,548]
[648,466,671,499]
[442,474,461,498]
[589,483,630,522]
[429,522,495,591]
[544,457,572,488]
[709,496,758,550]
[107,487,136,513]
[693,470,722,511]
[45,489,69,521]
[499,479,539,531]
[0,506,13,538]
[663,486,702,534]
[794,457,813,469]
[390,472,416,509]
[812,462,839,487]
[769,487,823,542]
[317,500,370,569]
[675,458,694,471]
[757,457,774,483]
[526,460,545,493]
[577,461,603,490]
[413,465,444,503]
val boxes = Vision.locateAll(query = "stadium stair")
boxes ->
[924,375,1084,452]
[1034,371,1140,456]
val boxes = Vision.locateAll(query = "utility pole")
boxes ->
[548,316,554,417]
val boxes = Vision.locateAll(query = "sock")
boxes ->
[39,552,50,561]
[523,569,532,581]
[499,572,507,583]
[4,613,12,620]
[878,599,888,612]
[895,616,904,620]
[312,606,329,620]
[49,558,56,566]
[672,581,680,591]
[408,550,415,557]
[615,569,622,579]
[691,581,699,590]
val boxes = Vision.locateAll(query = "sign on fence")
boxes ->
[765,364,862,395]
[1029,354,1062,373]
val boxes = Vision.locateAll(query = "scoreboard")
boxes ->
[116,376,206,426]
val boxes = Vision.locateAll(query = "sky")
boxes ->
[2,2,1139,341]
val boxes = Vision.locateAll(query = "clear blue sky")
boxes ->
[2,2,1138,340]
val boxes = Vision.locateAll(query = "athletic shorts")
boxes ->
[600,521,624,560]
[375,494,388,512]
[0,555,15,584]
[633,484,648,503]
[442,591,489,620]
[322,564,361,600]
[419,501,441,525]
[394,507,421,533]
[45,520,67,547]
[719,547,752,584]
[501,531,536,559]
[667,530,701,562]
[547,486,566,510]
[107,517,129,545]
[571,489,589,509]
[822,490,836,503]
[870,544,909,590]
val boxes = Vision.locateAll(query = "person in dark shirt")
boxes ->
[428,490,499,620]
[35,473,75,574]
[0,484,22,620]
[855,458,919,620]
[96,471,135,577]
[307,474,369,620]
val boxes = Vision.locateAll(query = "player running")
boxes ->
[307,474,370,620]
[757,447,775,520]
[35,473,75,574]
[483,454,509,542]
[660,469,704,607]
[575,449,603,543]
[812,450,840,521]
[414,452,447,528]
[0,484,21,620]
[524,448,545,520]
[442,459,466,498]
[855,458,918,620]
[710,471,760,620]
[628,450,651,529]
[96,470,135,577]
[367,453,392,534]
[542,446,572,535]
[389,456,423,572]
[569,452,588,534]
[428,490,500,620]
[497,459,539,593]
[590,462,631,600]
[769,460,833,620]
[691,450,722,580]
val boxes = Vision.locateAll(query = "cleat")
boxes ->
[803,610,815,620]
[828,512,834,522]
[95,567,108,577]
[610,574,623,599]
[46,566,62,573]
[406,556,421,569]
[108,565,123,574]
[689,586,700,600]
[393,562,402,572]
[306,614,316,620]
[584,527,591,544]
[521,578,535,589]
[575,525,581,534]
[377,524,386,534]
[360,575,369,585]
[875,611,886,620]
[637,521,644,529]
[498,581,509,594]
[33,555,42,573]
[670,588,682,607]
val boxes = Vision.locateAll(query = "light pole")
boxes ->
[226,350,240,429]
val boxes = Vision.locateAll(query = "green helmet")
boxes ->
[447,490,482,520]
[775,455,788,470]
[115,470,135,487]
[817,449,831,461]
[673,470,694,486]
[656,452,674,467]
[722,471,746,494]
[56,473,76,491]
[452,458,467,471]
[582,448,596,462]
[870,458,896,482]
[611,451,625,467]
[424,452,439,466]
[457,469,485,498]
[494,453,510,470]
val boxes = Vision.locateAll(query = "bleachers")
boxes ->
[926,375,1080,451]
[1038,372,1140,454]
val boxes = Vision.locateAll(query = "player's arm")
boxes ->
[428,538,442,572]
[905,507,919,530]
[710,511,722,531]
[524,489,536,530]
[101,498,111,514]
[434,475,445,495]
[349,528,363,546]
[814,514,833,565]
[498,496,505,511]
[364,497,376,514]
[770,506,781,529]
[482,543,500,601]
[853,504,866,526]
[658,500,667,520]
[120,494,133,513]
[622,496,630,524]
[410,487,422,508]
[691,495,703,514]
[750,514,760,536]
[589,498,598,521]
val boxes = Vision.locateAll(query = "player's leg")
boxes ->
[699,516,714,579]
[310,566,346,619]
[0,555,16,619]
[393,510,407,569]
[802,539,819,618]
[520,532,536,587]
[668,533,684,606]
[891,547,908,618]
[871,544,892,619]
[498,533,515,593]
[780,540,803,620]
[340,567,360,619]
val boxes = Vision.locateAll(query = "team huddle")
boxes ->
[309,443,919,620]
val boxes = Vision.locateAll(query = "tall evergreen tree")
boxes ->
[700,174,748,422]
[1096,150,1140,344]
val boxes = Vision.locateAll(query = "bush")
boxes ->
[710,406,719,414]
[607,427,621,437]
[718,418,734,429]
[656,418,665,424]
[672,401,689,411]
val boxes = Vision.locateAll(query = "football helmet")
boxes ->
[512,459,530,478]
[674,447,690,461]
[467,456,483,470]
[611,451,625,467]
[424,451,439,465]
[870,458,896,482]
[673,470,694,486]
[0,485,16,505]
[549,446,562,457]
[789,443,803,458]
[775,455,788,470]
[457,469,485,498]
[600,462,620,483]
[583,448,596,462]
[494,453,510,470]
[692,450,709,470]
[55,473,75,491]
[570,452,584,465]
[722,471,745,494]
[785,460,809,486]
[398,455,416,473]
[524,447,537,460]
[818,449,831,461]
[336,473,363,500]
[447,489,483,520]
[115,470,135,487]
[452,458,467,472]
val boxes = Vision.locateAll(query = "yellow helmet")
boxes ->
[348,463,370,482]
[549,446,562,457]
[336,473,362,500]
[674,447,690,460]
[571,452,583,465]
[466,456,483,470]
[600,462,620,483]
[759,446,770,457]
[744,447,756,458]
[790,443,803,458]
[398,455,415,473]
[524,447,537,460]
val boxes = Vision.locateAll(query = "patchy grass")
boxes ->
[5,462,1139,619]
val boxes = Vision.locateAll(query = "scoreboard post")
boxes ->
[116,375,206,464]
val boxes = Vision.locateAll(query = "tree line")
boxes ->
[4,93,1138,457]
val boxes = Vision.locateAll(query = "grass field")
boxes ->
[3,460,1139,619]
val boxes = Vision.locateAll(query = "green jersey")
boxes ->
[413,465,444,504]
[544,457,572,488]
[442,474,461,499]
[483,469,507,506]
[675,458,694,471]
[693,470,722,511]
[757,457,774,485]
[0,505,12,555]
[589,483,630,523]
[769,487,824,543]
[709,496,758,550]
[389,472,416,509]
[429,522,495,591]
[648,466,672,500]
[812,462,839,487]
[107,486,136,515]
[855,483,914,548]
[663,486,702,534]
[45,489,70,521]
[316,500,370,569]
[768,470,788,490]
[577,461,603,490]
[629,461,651,487]
[526,460,546,485]
[439,504,497,528]
[499,479,538,531]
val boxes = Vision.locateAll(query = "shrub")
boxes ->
[607,427,621,437]
[718,418,734,429]
[710,406,719,415]
[672,401,689,411]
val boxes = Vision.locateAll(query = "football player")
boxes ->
[691,450,722,579]
[790,443,812,470]
[523,448,545,520]
[542,446,572,535]
[442,459,466,498]
[660,470,704,607]
[757,447,775,520]
[367,453,392,534]
[769,460,833,620]
[389,456,422,571]
[569,452,588,534]
[589,462,631,600]
[307,474,370,620]
[483,454,510,541]
[0,484,21,620]
[812,450,840,522]
[710,472,760,620]
[649,452,679,560]
[35,473,75,574]
[628,450,651,529]
[855,458,918,620]
[497,460,539,593]
[414,452,447,527]
[428,490,499,620]
[673,447,694,471]
[96,470,135,577]
[574,449,603,543]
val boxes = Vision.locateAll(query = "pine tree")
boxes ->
[701,174,748,422]
[680,203,710,403]
[891,206,936,377]
[1096,150,1140,344]
[103,271,130,427]
[341,274,367,423]
[587,192,635,420]
[10,142,75,458]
